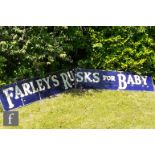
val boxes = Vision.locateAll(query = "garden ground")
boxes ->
[0,89,155,129]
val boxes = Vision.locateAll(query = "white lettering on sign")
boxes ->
[67,71,75,82]
[127,75,135,85]
[134,75,141,85]
[141,76,147,85]
[60,72,73,90]
[15,85,24,99]
[42,77,51,89]
[92,73,100,83]
[84,72,92,82]
[51,75,60,87]
[36,79,46,91]
[76,72,84,82]
[29,81,39,93]
[1,69,151,111]
[22,83,33,96]
[118,74,127,89]
[103,75,115,81]
[3,87,14,108]
[2,74,61,108]
[76,72,100,83]
[117,74,148,89]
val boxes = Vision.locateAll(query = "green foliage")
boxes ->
[0,27,68,85]
[0,26,155,86]
[78,27,155,80]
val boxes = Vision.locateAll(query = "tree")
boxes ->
[78,26,155,80]
[0,26,155,86]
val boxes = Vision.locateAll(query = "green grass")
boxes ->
[0,89,155,129]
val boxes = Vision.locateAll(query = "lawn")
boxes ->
[0,89,155,129]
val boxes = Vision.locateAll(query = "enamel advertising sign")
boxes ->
[0,68,154,111]
[0,69,75,111]
[75,69,154,91]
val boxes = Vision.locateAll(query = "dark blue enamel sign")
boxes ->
[0,69,75,111]
[75,69,154,91]
[0,68,154,111]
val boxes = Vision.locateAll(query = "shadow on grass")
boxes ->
[0,89,102,112]
[0,104,2,112]
[65,89,103,97]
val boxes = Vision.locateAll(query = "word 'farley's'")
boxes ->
[0,68,154,111]
[0,70,75,111]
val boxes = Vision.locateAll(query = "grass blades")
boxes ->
[0,89,155,129]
